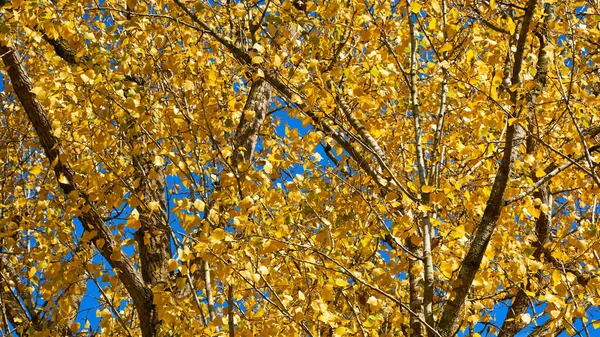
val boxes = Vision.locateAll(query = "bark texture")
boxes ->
[234,79,273,165]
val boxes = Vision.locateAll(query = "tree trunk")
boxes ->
[0,43,158,337]
[437,1,538,335]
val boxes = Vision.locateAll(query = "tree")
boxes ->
[1,0,600,336]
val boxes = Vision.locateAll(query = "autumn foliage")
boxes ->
[2,0,600,336]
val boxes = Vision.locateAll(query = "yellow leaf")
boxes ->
[252,56,264,64]
[126,209,141,229]
[367,296,381,310]
[450,225,466,239]
[127,0,137,11]
[147,201,159,212]
[211,228,226,241]
[28,267,37,278]
[30,86,44,95]
[193,199,205,211]
[298,290,305,300]
[252,43,264,53]
[292,94,303,104]
[70,322,80,333]
[421,185,434,193]
[385,192,399,202]
[418,204,431,212]
[507,82,520,92]
[273,54,282,67]
[335,278,348,287]
[243,109,256,119]
[552,269,562,286]
[439,43,453,53]
[110,249,122,262]
[263,160,273,174]
[240,196,254,209]
[410,235,422,246]
[288,190,303,203]
[318,311,332,323]
[80,73,90,83]
[255,68,264,79]
[207,70,217,85]
[258,265,269,275]
[525,154,535,165]
[507,16,516,35]
[372,267,385,277]
[233,3,246,17]
[535,168,546,178]
[521,313,532,324]
[221,146,232,158]
[334,327,347,336]
[361,99,377,110]
[440,261,454,278]
[409,2,422,14]
[183,80,194,91]
[574,305,586,318]
[153,155,164,166]
[58,173,70,184]
[30,166,42,176]
[168,259,178,272]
